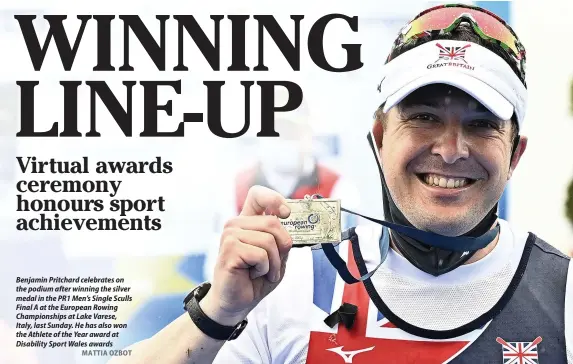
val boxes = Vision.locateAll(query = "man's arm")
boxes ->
[107,186,292,364]
[108,287,274,364]
[107,301,243,364]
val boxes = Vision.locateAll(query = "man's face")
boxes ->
[379,85,527,236]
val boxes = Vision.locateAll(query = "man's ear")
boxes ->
[372,119,384,150]
[508,135,528,179]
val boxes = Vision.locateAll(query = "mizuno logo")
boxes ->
[326,346,375,363]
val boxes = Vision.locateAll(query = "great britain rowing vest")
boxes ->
[214,221,572,364]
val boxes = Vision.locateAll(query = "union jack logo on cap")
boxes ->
[435,43,471,63]
[496,336,543,364]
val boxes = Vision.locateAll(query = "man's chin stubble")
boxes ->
[408,213,479,237]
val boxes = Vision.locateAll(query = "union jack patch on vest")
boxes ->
[496,336,542,364]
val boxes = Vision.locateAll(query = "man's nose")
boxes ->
[430,123,469,164]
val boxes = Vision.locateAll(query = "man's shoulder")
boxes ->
[499,221,571,301]
[500,219,570,261]
[530,234,571,261]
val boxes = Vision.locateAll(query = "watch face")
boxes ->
[196,282,212,299]
[228,319,249,340]
[183,290,195,305]
[184,282,209,305]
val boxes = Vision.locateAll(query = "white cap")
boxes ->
[377,40,527,129]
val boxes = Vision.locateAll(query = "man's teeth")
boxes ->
[423,174,469,188]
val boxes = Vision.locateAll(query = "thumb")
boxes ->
[240,185,290,218]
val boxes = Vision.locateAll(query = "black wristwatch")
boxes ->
[183,282,248,341]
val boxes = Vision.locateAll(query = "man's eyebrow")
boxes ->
[399,96,491,114]
[399,98,444,110]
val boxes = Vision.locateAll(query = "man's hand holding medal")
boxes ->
[200,185,341,327]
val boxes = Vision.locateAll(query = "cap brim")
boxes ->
[382,71,514,121]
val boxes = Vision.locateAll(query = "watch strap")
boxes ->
[184,283,248,341]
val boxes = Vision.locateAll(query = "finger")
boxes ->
[242,244,270,281]
[219,235,270,279]
[240,185,290,218]
[228,241,270,280]
[223,228,281,282]
[276,253,290,284]
[225,215,293,258]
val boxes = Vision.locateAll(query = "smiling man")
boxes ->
[378,85,516,237]
[370,83,524,274]
[109,4,573,364]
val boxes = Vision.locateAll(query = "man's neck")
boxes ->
[464,225,501,264]
[389,220,501,265]
[465,219,501,264]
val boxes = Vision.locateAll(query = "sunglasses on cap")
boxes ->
[388,4,526,83]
